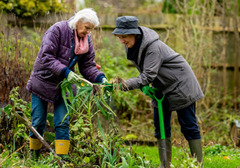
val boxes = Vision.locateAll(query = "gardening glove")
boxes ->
[101,77,108,84]
[141,86,157,99]
[67,71,81,84]
[142,86,163,99]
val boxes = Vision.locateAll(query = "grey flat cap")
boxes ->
[112,16,141,35]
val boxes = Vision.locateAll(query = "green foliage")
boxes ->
[205,144,240,158]
[0,86,153,167]
[204,155,240,168]
[100,142,120,167]
[119,151,151,168]
[162,0,240,16]
[1,87,30,154]
[161,0,203,14]
[162,0,178,14]
[60,79,116,166]
[1,143,240,167]
[0,150,60,168]
[135,145,240,167]
[9,87,31,118]
[0,0,68,18]
[177,154,201,168]
[59,80,151,167]
[203,144,240,168]
[205,144,227,156]
[60,79,115,119]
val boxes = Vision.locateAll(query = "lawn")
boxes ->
[134,144,240,168]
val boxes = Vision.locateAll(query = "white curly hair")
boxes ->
[68,8,100,29]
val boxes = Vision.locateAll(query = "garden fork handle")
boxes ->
[153,95,167,168]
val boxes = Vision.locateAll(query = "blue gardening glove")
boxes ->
[67,71,81,83]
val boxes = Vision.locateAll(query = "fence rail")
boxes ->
[2,13,240,32]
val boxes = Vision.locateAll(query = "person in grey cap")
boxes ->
[111,16,204,167]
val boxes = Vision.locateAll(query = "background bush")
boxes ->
[0,0,68,18]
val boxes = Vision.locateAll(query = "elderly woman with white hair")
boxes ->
[26,8,107,160]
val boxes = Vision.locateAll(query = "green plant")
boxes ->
[120,152,147,168]
[177,153,201,168]
[100,142,120,167]
[0,0,68,18]
[1,87,30,153]
[59,78,155,167]
[60,79,115,131]
[97,114,120,167]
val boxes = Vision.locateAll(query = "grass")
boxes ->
[133,145,188,167]
[133,145,160,167]
[204,155,240,168]
[134,145,240,168]
[1,142,240,167]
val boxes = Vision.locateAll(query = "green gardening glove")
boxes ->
[67,71,81,84]
[141,86,158,99]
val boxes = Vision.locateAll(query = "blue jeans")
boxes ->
[154,98,201,140]
[30,93,69,140]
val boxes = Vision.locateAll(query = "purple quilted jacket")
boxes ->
[26,20,103,103]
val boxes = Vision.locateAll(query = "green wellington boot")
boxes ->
[157,138,172,168]
[188,139,203,165]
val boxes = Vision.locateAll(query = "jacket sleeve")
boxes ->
[38,26,67,76]
[125,43,163,90]
[78,36,104,82]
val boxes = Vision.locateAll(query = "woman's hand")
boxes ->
[67,71,81,83]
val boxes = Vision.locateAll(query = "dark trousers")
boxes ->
[154,98,201,140]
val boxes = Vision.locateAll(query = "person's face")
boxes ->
[115,34,136,48]
[76,21,94,38]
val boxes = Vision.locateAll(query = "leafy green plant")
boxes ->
[60,79,122,166]
[205,144,227,156]
[100,142,120,167]
[177,153,201,168]
[97,114,120,167]
[120,152,149,168]
[1,87,30,154]
[0,0,68,18]
[204,144,240,159]
[59,78,156,167]
[60,79,115,119]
